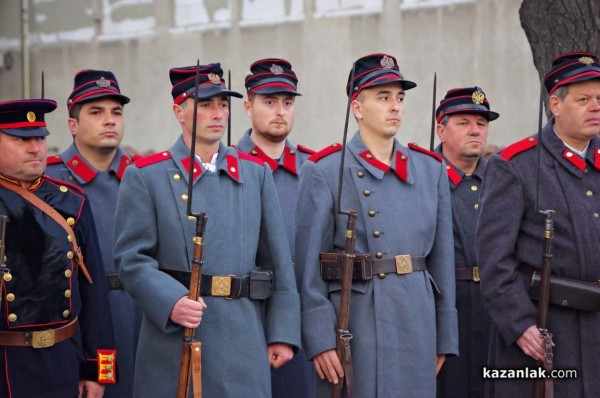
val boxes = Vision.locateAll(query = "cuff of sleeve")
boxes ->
[80,350,117,384]
[266,290,301,351]
[301,304,337,359]
[436,307,459,355]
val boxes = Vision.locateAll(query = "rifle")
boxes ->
[177,60,209,398]
[429,73,437,151]
[0,215,7,298]
[532,84,554,398]
[227,70,232,146]
[331,62,357,398]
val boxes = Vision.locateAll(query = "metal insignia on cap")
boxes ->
[380,55,395,69]
[208,73,221,85]
[26,111,36,122]
[472,91,485,105]
[579,56,594,65]
[270,64,284,75]
[96,77,110,88]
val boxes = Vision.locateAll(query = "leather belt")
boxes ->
[162,270,263,299]
[106,273,124,291]
[518,263,538,278]
[0,317,78,348]
[455,266,480,282]
[372,255,427,278]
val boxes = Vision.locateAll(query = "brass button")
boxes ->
[251,150,258,156]
[8,314,17,322]
[289,149,295,155]
[3,273,12,282]
[474,203,479,210]
[108,355,115,362]
[230,167,236,173]
[594,212,599,218]
[107,372,114,380]
[60,185,68,193]
[471,185,478,191]
[373,230,381,238]
[66,217,75,226]
[378,273,386,279]
[584,168,589,175]
[376,251,383,259]
[69,176,74,181]
[363,189,371,197]
[173,174,181,181]
[67,234,73,243]
[181,194,188,202]
[64,289,72,298]
[66,251,74,260]
[62,310,70,318]
[368,210,376,217]
[357,171,364,178]
[72,160,79,166]
[6,293,15,302]
[366,153,373,159]
[162,151,169,157]
[400,155,407,161]
[566,151,573,158]
[106,365,113,371]
[528,137,535,142]
[586,190,593,197]
[64,269,72,278]
[188,216,197,221]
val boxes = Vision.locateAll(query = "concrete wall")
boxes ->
[0,0,540,155]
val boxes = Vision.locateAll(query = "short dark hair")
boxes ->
[68,103,83,120]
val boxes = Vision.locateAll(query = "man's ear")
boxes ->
[173,103,185,123]
[351,100,362,120]
[67,118,78,138]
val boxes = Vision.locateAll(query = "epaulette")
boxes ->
[307,143,342,163]
[134,151,172,168]
[129,153,143,162]
[46,154,63,166]
[500,136,537,160]
[42,174,85,195]
[408,142,442,163]
[296,144,316,155]
[238,151,265,165]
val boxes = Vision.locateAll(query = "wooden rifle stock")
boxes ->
[533,210,554,398]
[177,214,208,398]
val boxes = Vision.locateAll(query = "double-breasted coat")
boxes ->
[237,129,315,398]
[113,136,301,398]
[0,174,115,398]
[435,147,492,398]
[296,132,458,398]
[476,121,600,397]
[46,143,141,398]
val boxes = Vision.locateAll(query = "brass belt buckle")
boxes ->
[472,266,480,282]
[32,329,56,348]
[211,276,232,297]
[395,255,413,275]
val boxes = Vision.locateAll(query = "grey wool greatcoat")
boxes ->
[476,121,600,397]
[435,147,492,398]
[45,144,141,398]
[236,129,315,398]
[113,136,301,398]
[296,132,458,398]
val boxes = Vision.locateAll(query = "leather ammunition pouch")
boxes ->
[320,252,427,282]
[529,271,600,312]
[163,269,273,300]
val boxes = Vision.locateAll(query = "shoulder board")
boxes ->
[238,151,265,165]
[129,153,143,162]
[46,154,63,166]
[500,136,538,160]
[296,144,316,155]
[42,175,85,195]
[408,142,442,163]
[307,143,342,163]
[134,151,172,168]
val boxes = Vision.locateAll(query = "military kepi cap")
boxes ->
[0,99,57,137]
[245,58,301,96]
[170,63,243,105]
[544,52,600,95]
[67,69,130,110]
[436,87,499,123]
[347,53,416,101]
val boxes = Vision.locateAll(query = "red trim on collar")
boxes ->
[500,136,537,160]
[116,155,133,181]
[181,157,203,181]
[446,165,462,185]
[282,147,298,175]
[66,154,96,183]
[359,151,390,173]
[249,146,278,171]
[594,147,600,171]
[225,155,240,181]
[562,149,586,171]
[394,150,409,181]
[134,151,172,168]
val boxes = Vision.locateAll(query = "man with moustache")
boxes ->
[0,99,115,398]
[236,58,314,397]
[477,52,600,397]
[296,53,458,397]
[45,69,140,398]
[113,62,300,397]
[433,87,499,398]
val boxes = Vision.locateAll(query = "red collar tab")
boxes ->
[500,136,538,160]
[359,150,390,173]
[446,165,462,185]
[225,154,241,182]
[249,145,298,174]
[180,156,203,181]
[116,154,133,181]
[249,146,278,171]
[594,147,600,171]
[394,150,409,181]
[307,143,342,163]
[562,149,587,171]
[66,154,96,183]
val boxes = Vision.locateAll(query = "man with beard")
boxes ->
[236,58,315,397]
[46,69,140,398]
[433,87,499,398]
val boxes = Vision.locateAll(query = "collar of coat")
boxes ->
[434,144,485,187]
[542,121,600,176]
[236,129,299,175]
[348,132,413,183]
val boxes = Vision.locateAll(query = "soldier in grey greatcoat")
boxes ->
[477,52,600,397]
[296,53,458,398]
[45,69,140,398]
[113,62,301,398]
[237,58,315,398]
[434,87,499,398]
